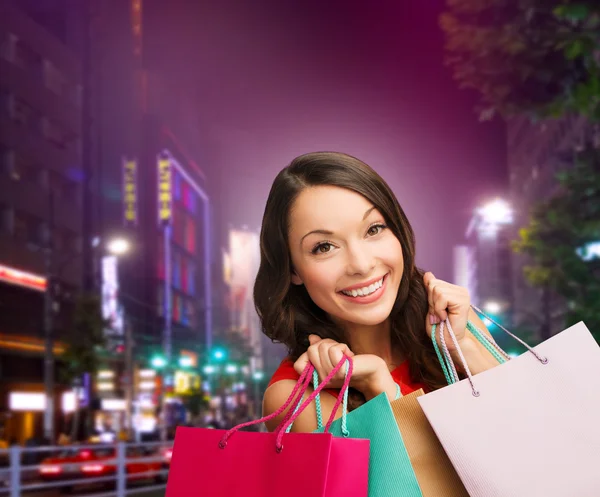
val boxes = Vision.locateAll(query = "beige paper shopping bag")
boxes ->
[391,390,468,497]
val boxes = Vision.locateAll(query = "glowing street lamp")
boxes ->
[212,347,227,362]
[483,301,502,314]
[179,357,193,368]
[151,355,167,369]
[252,371,264,381]
[107,238,131,256]
[225,364,238,375]
[203,365,216,375]
[478,199,513,226]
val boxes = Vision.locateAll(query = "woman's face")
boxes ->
[288,185,404,328]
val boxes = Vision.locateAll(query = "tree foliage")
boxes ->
[59,294,108,385]
[512,144,600,338]
[440,0,600,121]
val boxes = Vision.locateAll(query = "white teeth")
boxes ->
[342,277,384,297]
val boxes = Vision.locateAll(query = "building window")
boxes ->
[186,300,196,327]
[46,170,77,202]
[10,95,40,132]
[0,205,13,234]
[187,262,195,295]
[67,232,82,254]
[172,294,182,322]
[157,286,164,316]
[174,171,182,201]
[42,118,68,149]
[181,257,187,293]
[182,184,197,214]
[13,39,41,73]
[44,61,65,96]
[12,152,41,183]
[172,253,181,290]
[13,211,32,243]
[185,217,195,253]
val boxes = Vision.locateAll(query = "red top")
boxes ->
[268,358,428,399]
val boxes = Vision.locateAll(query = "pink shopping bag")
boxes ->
[166,356,370,497]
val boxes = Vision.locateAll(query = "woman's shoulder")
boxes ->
[267,358,300,388]
[392,361,429,394]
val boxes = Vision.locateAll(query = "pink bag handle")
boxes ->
[219,355,353,452]
[276,356,353,451]
[218,361,314,449]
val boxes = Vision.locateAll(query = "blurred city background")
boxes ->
[0,0,599,494]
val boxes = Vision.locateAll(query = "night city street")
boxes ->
[1,0,600,495]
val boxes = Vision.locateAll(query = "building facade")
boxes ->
[0,1,84,443]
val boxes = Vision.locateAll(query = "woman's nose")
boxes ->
[345,245,376,276]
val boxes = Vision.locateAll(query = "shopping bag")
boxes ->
[390,389,468,497]
[418,308,600,497]
[166,356,370,497]
[315,391,423,497]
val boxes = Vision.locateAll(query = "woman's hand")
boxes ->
[423,271,470,351]
[424,271,501,374]
[293,335,397,401]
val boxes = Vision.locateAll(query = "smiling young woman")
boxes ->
[255,152,500,433]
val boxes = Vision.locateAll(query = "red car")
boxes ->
[39,445,171,490]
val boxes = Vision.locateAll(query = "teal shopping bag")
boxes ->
[315,392,423,497]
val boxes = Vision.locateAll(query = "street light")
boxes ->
[212,347,227,362]
[483,301,502,314]
[203,365,216,375]
[252,371,264,381]
[478,199,513,225]
[107,237,131,256]
[151,355,167,369]
[225,364,238,375]
[179,357,193,368]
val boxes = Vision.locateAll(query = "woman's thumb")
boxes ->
[308,334,321,345]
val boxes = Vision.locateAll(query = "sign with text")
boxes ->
[157,156,172,225]
[122,158,138,226]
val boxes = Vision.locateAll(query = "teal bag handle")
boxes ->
[432,305,511,385]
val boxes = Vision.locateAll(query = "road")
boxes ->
[4,483,165,497]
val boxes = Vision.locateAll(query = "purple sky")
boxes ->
[147,0,506,281]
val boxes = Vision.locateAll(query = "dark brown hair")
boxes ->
[254,152,447,407]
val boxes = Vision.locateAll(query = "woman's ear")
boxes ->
[291,270,303,286]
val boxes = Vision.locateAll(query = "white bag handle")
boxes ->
[437,305,549,397]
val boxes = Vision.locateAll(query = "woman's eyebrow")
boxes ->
[299,206,376,245]
[300,229,333,245]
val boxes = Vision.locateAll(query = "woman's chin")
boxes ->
[335,305,394,327]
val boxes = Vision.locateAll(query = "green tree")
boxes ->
[440,0,600,121]
[59,294,108,440]
[441,0,600,341]
[512,146,600,340]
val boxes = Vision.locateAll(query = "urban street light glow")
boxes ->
[252,371,264,381]
[478,199,513,226]
[483,301,502,314]
[212,348,226,361]
[179,357,193,368]
[107,238,131,255]
[225,364,238,374]
[151,356,167,369]
[203,365,216,375]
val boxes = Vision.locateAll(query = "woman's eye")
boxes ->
[312,243,333,255]
[367,224,386,236]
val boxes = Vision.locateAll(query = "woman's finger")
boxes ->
[293,351,309,376]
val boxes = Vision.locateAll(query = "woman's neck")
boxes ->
[343,319,402,370]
